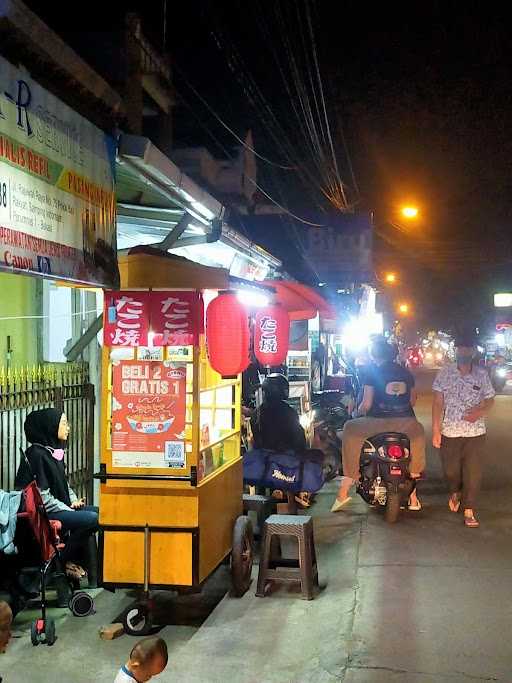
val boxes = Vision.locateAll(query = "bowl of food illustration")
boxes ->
[127,413,175,434]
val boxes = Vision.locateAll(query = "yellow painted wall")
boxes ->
[0,272,39,367]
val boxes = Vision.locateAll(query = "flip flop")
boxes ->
[330,497,352,513]
[65,562,87,581]
[408,499,422,511]
[464,514,480,528]
[448,494,461,513]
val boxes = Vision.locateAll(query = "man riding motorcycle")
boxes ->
[331,339,425,512]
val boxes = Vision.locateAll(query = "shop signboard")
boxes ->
[104,290,201,347]
[245,212,372,286]
[150,291,201,346]
[111,360,187,469]
[104,291,151,347]
[0,55,118,287]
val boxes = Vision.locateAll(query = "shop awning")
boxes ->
[264,280,336,321]
[116,135,281,280]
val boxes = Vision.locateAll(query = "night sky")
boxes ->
[27,1,512,334]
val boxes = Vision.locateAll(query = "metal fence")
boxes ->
[0,364,95,501]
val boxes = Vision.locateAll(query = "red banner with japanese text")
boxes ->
[150,291,201,346]
[111,360,187,469]
[104,290,201,347]
[104,291,150,347]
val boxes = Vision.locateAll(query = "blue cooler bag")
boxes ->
[243,449,324,493]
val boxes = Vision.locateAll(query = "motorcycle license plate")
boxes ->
[389,466,402,475]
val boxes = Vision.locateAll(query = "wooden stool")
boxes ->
[242,494,277,536]
[256,514,319,600]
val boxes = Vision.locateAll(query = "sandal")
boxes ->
[65,562,87,581]
[408,497,422,511]
[464,514,480,528]
[448,494,461,513]
[295,493,311,508]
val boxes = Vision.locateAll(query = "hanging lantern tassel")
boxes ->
[206,292,250,378]
[254,304,290,367]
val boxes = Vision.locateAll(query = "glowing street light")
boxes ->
[398,302,410,315]
[401,206,419,219]
[385,272,397,284]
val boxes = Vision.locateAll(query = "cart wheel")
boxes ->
[123,604,153,636]
[30,620,41,647]
[69,591,95,617]
[45,618,56,646]
[231,516,254,597]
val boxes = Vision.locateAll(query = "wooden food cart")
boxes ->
[96,248,253,635]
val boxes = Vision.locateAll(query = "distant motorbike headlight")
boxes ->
[497,368,507,378]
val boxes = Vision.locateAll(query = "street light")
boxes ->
[398,303,410,315]
[401,206,419,219]
[385,272,397,284]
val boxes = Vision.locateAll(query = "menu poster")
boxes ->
[111,360,186,468]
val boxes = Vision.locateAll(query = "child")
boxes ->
[115,636,168,682]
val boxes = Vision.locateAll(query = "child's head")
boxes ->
[128,636,168,682]
[0,601,13,653]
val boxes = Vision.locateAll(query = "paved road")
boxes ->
[2,369,512,682]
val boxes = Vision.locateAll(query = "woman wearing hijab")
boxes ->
[15,408,98,586]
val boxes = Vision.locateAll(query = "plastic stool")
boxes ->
[256,514,319,600]
[242,494,277,535]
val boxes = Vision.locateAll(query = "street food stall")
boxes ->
[261,280,337,444]
[97,247,253,635]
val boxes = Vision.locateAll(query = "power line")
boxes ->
[174,63,296,171]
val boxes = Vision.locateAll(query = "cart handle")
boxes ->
[93,464,197,486]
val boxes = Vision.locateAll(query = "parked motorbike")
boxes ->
[356,432,415,523]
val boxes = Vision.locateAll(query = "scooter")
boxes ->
[356,432,415,523]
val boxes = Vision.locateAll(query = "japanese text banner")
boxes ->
[104,291,150,347]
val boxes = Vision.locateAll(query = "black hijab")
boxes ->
[24,408,63,449]
[16,409,71,506]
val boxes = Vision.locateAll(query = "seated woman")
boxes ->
[251,373,318,508]
[332,339,425,512]
[251,374,307,454]
[15,408,98,587]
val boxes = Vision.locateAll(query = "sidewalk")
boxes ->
[0,482,366,683]
[2,473,512,681]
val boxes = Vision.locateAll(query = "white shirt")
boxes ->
[114,667,138,683]
[433,364,495,438]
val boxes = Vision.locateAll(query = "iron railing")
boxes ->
[0,364,95,501]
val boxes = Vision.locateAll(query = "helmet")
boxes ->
[262,373,289,401]
[369,338,396,363]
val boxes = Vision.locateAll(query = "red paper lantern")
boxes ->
[254,304,290,367]
[206,292,250,377]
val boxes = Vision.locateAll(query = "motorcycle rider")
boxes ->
[331,338,425,512]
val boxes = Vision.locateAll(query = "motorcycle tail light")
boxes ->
[387,444,403,459]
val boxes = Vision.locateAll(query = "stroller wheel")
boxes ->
[123,604,153,636]
[45,618,56,646]
[30,620,41,646]
[31,617,56,646]
[69,590,95,617]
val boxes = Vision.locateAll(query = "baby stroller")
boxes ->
[1,480,95,646]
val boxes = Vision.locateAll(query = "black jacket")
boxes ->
[251,399,307,453]
[15,408,71,507]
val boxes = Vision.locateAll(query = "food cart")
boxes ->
[96,248,253,635]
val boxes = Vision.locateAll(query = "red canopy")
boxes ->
[263,280,336,321]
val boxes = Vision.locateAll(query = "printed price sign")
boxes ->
[111,360,187,466]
